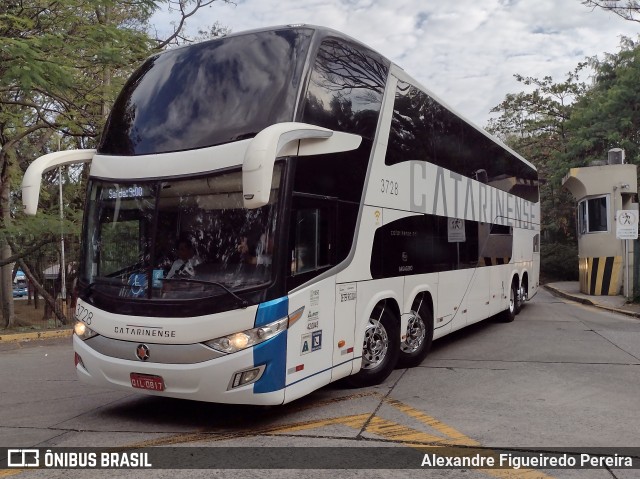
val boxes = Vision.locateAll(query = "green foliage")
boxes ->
[541,242,579,281]
[489,36,640,255]
[0,0,230,326]
[566,38,640,167]
[487,67,588,245]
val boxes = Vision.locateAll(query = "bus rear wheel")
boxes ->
[499,280,518,323]
[347,304,399,387]
[398,303,433,368]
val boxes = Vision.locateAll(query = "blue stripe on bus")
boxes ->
[253,330,287,393]
[253,297,289,394]
[254,296,288,327]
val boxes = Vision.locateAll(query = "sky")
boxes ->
[151,0,639,127]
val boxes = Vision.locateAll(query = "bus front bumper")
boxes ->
[73,335,285,405]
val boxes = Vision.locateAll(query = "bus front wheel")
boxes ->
[347,304,400,387]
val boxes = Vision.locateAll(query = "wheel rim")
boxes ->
[509,285,516,313]
[401,311,426,353]
[362,317,389,370]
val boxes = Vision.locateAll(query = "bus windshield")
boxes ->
[81,166,281,300]
[98,28,312,156]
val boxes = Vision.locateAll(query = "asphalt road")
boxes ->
[1,288,639,479]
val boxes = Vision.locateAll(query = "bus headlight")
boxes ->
[74,321,98,340]
[205,317,289,354]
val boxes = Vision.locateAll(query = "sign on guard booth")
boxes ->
[616,210,639,240]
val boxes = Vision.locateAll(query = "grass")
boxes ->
[4,297,70,331]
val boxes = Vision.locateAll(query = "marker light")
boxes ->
[205,306,304,354]
[74,321,98,340]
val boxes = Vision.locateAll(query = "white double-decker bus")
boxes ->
[22,25,540,405]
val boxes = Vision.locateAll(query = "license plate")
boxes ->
[130,373,165,391]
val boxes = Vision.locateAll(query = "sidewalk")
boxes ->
[544,281,640,319]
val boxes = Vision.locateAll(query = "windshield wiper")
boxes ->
[162,278,249,308]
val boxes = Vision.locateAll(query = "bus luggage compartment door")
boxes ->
[333,283,357,379]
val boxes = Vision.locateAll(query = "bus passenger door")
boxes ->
[284,195,338,400]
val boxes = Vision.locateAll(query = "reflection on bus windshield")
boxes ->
[82,166,281,300]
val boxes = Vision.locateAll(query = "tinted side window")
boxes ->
[300,38,389,140]
[370,215,512,279]
[287,195,336,290]
[386,81,539,203]
[292,141,370,268]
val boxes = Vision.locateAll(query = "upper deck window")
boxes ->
[300,37,389,140]
[99,29,313,155]
[386,81,539,203]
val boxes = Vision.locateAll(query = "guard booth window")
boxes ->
[578,195,609,234]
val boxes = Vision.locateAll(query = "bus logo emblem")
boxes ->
[136,344,150,361]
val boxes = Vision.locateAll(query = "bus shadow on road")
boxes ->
[426,314,508,356]
[96,313,523,431]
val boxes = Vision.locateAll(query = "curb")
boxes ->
[543,284,596,306]
[544,284,640,319]
[0,328,73,343]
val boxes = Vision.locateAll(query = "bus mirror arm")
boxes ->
[22,149,95,215]
[242,122,361,209]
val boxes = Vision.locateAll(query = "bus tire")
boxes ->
[347,303,400,387]
[519,277,528,311]
[499,280,518,323]
[398,303,433,368]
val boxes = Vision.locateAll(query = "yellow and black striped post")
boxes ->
[579,256,622,296]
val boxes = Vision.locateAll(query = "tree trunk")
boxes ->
[16,259,67,324]
[0,167,16,328]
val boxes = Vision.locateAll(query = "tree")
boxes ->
[488,36,640,280]
[1,0,230,327]
[583,1,640,23]
[566,38,640,166]
[487,68,587,243]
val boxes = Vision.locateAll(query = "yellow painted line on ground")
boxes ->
[126,413,374,448]
[0,395,554,478]
[262,413,372,434]
[365,416,445,444]
[262,397,555,479]
[125,397,556,479]
[0,470,24,478]
[373,399,554,479]
[383,397,478,446]
[0,329,72,343]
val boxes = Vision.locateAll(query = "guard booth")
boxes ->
[562,149,638,296]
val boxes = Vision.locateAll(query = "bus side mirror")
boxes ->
[242,122,361,209]
[22,149,95,215]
